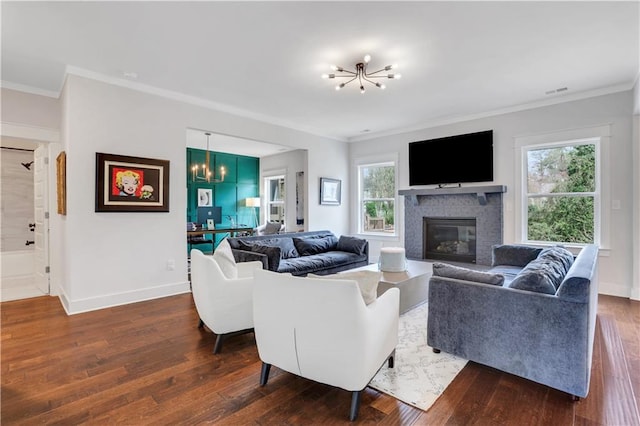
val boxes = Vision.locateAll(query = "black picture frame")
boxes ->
[95,152,170,212]
[320,177,341,206]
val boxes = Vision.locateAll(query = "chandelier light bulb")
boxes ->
[330,65,337,71]
[321,73,329,79]
[364,54,371,63]
[360,85,365,93]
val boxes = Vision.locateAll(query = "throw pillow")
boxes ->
[238,238,299,259]
[336,235,368,256]
[432,263,505,286]
[538,245,574,274]
[507,252,570,295]
[491,244,543,267]
[264,221,282,235]
[309,270,381,305]
[293,235,338,256]
[248,244,282,271]
[213,239,238,279]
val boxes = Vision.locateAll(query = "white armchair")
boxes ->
[190,248,263,353]
[252,269,400,421]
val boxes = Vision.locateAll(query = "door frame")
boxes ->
[1,122,60,296]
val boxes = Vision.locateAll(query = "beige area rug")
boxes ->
[368,303,468,411]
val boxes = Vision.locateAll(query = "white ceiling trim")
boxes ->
[348,83,635,143]
[0,80,60,99]
[1,121,60,143]
[64,66,346,142]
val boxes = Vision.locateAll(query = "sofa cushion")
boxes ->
[293,234,338,256]
[492,244,543,267]
[309,270,381,305]
[278,251,365,275]
[247,244,282,271]
[238,237,299,259]
[488,265,523,286]
[336,235,368,256]
[432,263,505,286]
[213,239,238,279]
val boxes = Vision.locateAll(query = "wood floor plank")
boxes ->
[2,293,639,425]
[596,314,640,425]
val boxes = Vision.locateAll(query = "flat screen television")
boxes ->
[197,206,222,227]
[409,130,494,186]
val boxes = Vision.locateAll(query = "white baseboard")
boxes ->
[598,281,631,299]
[58,281,191,315]
[1,284,47,302]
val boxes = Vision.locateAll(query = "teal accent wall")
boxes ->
[187,148,259,246]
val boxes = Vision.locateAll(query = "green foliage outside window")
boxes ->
[526,144,596,243]
[361,164,395,232]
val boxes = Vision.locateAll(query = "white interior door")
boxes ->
[33,145,49,295]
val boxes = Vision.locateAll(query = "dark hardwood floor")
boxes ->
[2,293,638,425]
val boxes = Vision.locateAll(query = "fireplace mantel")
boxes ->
[399,185,507,206]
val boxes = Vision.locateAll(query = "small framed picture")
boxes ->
[207,219,215,230]
[320,177,341,206]
[95,152,170,212]
[198,188,213,207]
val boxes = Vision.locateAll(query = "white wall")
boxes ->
[54,74,348,313]
[632,77,640,300]
[260,149,307,232]
[351,91,635,298]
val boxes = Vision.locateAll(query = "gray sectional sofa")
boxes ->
[226,230,369,276]
[427,244,599,399]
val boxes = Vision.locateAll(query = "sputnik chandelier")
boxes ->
[322,54,401,93]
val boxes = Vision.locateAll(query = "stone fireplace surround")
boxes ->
[399,185,506,266]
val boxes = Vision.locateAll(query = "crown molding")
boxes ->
[1,121,60,143]
[348,82,635,143]
[64,66,346,142]
[0,80,60,98]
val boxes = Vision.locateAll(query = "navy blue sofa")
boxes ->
[226,230,369,276]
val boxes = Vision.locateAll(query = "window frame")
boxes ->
[263,174,285,225]
[356,159,398,237]
[520,137,601,246]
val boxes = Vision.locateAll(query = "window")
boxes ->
[358,161,396,235]
[265,175,285,224]
[523,139,599,244]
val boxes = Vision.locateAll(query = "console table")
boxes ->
[187,227,255,238]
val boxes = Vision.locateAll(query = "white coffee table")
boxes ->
[348,260,432,314]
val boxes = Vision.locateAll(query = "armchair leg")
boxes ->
[260,363,271,386]
[198,318,204,328]
[432,348,441,353]
[212,328,254,354]
[349,391,362,422]
[213,334,225,354]
[388,349,396,368]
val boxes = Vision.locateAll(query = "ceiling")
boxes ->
[2,1,638,143]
